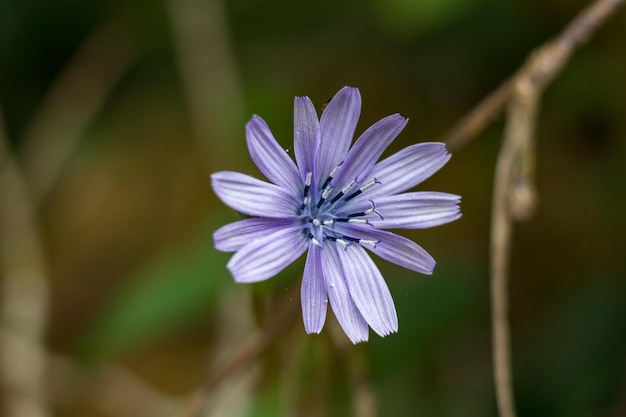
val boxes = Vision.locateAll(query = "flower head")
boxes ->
[212,86,461,343]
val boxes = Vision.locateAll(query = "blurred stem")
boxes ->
[0,107,51,417]
[443,0,625,153]
[348,348,377,417]
[178,286,300,417]
[490,78,538,417]
[487,1,624,416]
[166,0,245,164]
[18,21,136,204]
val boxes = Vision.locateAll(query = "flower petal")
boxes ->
[246,115,301,196]
[333,114,408,187]
[336,244,398,337]
[316,87,361,184]
[301,243,327,334]
[212,171,299,218]
[346,192,461,229]
[353,143,451,201]
[337,225,436,274]
[227,223,307,283]
[294,96,320,181]
[214,218,294,252]
[321,241,369,343]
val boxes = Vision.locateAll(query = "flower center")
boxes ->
[299,167,382,248]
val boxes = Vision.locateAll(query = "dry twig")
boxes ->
[486,1,625,417]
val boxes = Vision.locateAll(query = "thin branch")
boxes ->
[487,1,624,417]
[443,79,513,152]
[443,0,625,152]
[0,106,51,417]
[490,78,538,417]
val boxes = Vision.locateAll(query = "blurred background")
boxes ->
[1,0,625,416]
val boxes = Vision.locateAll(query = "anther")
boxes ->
[303,172,312,196]
[358,239,380,247]
[363,200,384,220]
[327,236,351,248]
[329,179,357,204]
[300,195,311,211]
[321,163,343,190]
[336,239,349,249]
[346,201,382,219]
[322,219,334,226]
[347,218,368,225]
[316,185,333,208]
[344,178,381,201]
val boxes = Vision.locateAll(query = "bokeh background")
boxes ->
[1,0,625,416]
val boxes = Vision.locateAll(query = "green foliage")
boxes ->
[372,0,483,38]
[78,221,230,360]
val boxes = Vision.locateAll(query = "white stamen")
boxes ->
[311,237,322,247]
[336,239,349,249]
[358,239,379,247]
[341,180,357,194]
[312,219,322,226]
[348,218,368,225]
[323,219,334,226]
[329,164,342,179]
[321,185,333,199]
[359,179,379,193]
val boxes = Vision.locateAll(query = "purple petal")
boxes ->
[301,243,328,334]
[321,241,369,343]
[227,223,307,283]
[353,143,451,201]
[337,225,436,275]
[336,244,398,337]
[212,171,299,218]
[246,116,301,196]
[316,87,361,184]
[294,96,320,181]
[214,218,294,252]
[333,114,408,187]
[346,192,461,229]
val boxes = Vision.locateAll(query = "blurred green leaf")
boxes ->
[78,219,230,360]
[372,0,483,38]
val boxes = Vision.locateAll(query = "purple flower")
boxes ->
[212,86,461,343]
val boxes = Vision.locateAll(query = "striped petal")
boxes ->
[321,242,369,343]
[333,114,408,187]
[214,218,295,252]
[316,87,361,184]
[337,225,436,275]
[301,243,327,334]
[227,223,307,283]
[247,115,301,196]
[294,96,320,181]
[346,192,461,229]
[336,244,398,337]
[351,143,451,201]
[211,171,299,218]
